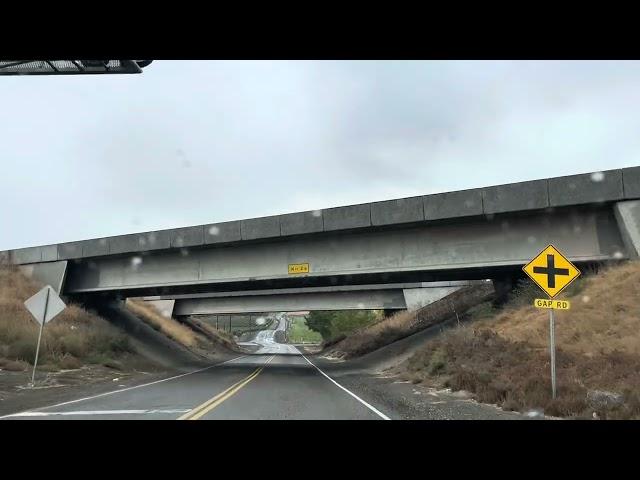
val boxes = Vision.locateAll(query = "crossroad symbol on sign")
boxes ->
[522,244,581,298]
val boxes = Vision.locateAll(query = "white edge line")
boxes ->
[6,409,192,417]
[0,355,248,420]
[300,354,391,420]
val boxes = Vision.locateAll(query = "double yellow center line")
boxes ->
[178,355,274,420]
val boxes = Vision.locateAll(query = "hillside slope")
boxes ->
[0,266,142,373]
[323,283,494,360]
[125,299,239,357]
[0,267,237,374]
[400,261,640,419]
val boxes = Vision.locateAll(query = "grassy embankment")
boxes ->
[0,266,135,372]
[401,261,640,419]
[321,283,494,359]
[124,299,238,353]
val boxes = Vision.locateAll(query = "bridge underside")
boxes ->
[175,290,407,314]
[153,282,476,315]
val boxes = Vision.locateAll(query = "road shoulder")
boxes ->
[313,356,530,420]
[0,363,188,417]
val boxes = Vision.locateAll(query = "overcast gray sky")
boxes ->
[2,60,639,250]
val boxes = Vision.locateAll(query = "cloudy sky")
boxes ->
[2,60,639,250]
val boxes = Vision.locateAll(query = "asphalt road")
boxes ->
[0,319,388,420]
[0,318,528,421]
[237,316,299,354]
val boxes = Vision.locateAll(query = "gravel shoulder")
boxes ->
[0,363,176,417]
[329,367,533,420]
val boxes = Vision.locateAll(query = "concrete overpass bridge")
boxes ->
[3,167,640,314]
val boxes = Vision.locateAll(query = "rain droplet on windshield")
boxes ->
[209,226,220,236]
[131,256,143,269]
[311,210,322,217]
[177,149,191,168]
[591,171,605,182]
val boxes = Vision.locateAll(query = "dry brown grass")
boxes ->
[125,301,240,353]
[327,283,494,359]
[405,325,640,419]
[184,316,239,351]
[328,310,414,358]
[402,261,640,419]
[0,266,133,370]
[125,299,199,348]
[480,261,640,358]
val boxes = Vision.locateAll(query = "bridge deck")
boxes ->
[2,167,638,266]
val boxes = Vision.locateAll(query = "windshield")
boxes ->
[1,60,639,421]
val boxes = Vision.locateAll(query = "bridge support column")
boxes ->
[144,299,176,318]
[18,260,68,295]
[491,277,517,307]
[402,286,462,311]
[614,200,640,258]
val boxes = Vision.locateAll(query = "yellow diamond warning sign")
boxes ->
[523,244,580,298]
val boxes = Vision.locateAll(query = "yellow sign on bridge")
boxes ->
[288,263,310,274]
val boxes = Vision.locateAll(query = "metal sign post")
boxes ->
[549,308,556,399]
[523,244,580,400]
[24,285,67,386]
[31,287,50,385]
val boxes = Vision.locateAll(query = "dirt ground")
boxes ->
[0,357,166,416]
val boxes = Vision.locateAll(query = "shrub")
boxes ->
[427,347,447,375]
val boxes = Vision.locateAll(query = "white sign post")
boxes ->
[24,285,66,386]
